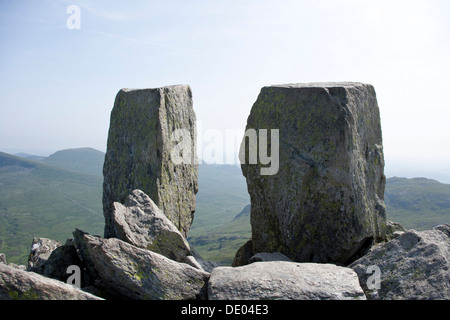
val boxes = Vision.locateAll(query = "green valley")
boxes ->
[0,148,449,266]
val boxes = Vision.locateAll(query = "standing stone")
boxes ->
[239,82,387,265]
[103,85,198,237]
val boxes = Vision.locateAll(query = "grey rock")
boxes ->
[239,82,387,264]
[72,229,98,283]
[27,237,61,273]
[42,239,89,286]
[103,85,198,238]
[0,263,102,300]
[110,189,192,263]
[350,225,450,300]
[232,239,254,267]
[249,252,292,263]
[434,224,450,238]
[208,261,366,300]
[77,233,209,300]
[186,248,220,273]
[0,253,6,264]
[386,220,407,240]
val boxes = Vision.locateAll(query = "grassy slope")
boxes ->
[1,148,448,266]
[0,152,104,264]
[187,164,250,265]
[385,177,450,230]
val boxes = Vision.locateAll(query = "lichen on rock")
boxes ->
[102,85,198,238]
[237,82,387,265]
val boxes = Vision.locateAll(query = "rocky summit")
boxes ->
[238,82,387,265]
[103,85,198,238]
[1,82,447,301]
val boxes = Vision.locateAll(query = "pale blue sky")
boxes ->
[1,0,449,181]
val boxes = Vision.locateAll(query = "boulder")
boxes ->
[232,239,254,267]
[0,263,102,300]
[385,220,407,240]
[185,248,220,273]
[350,225,450,300]
[41,239,89,286]
[0,253,6,264]
[239,82,387,264]
[103,85,198,238]
[109,189,192,263]
[27,237,61,273]
[434,224,450,238]
[208,261,366,300]
[75,233,209,300]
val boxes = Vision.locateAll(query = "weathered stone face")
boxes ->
[240,82,387,264]
[78,234,209,300]
[208,261,366,300]
[103,85,198,238]
[350,225,450,300]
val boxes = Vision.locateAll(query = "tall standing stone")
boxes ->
[103,85,198,238]
[239,82,387,265]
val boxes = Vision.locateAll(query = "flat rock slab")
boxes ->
[0,263,102,300]
[208,261,366,300]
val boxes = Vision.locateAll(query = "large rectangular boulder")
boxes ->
[103,85,198,238]
[239,82,387,264]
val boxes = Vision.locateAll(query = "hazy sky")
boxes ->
[0,1,449,180]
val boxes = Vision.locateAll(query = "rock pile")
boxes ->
[1,83,448,300]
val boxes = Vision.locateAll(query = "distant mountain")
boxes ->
[385,177,450,230]
[14,153,46,161]
[42,147,105,176]
[233,204,250,221]
[187,163,250,265]
[0,151,104,265]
